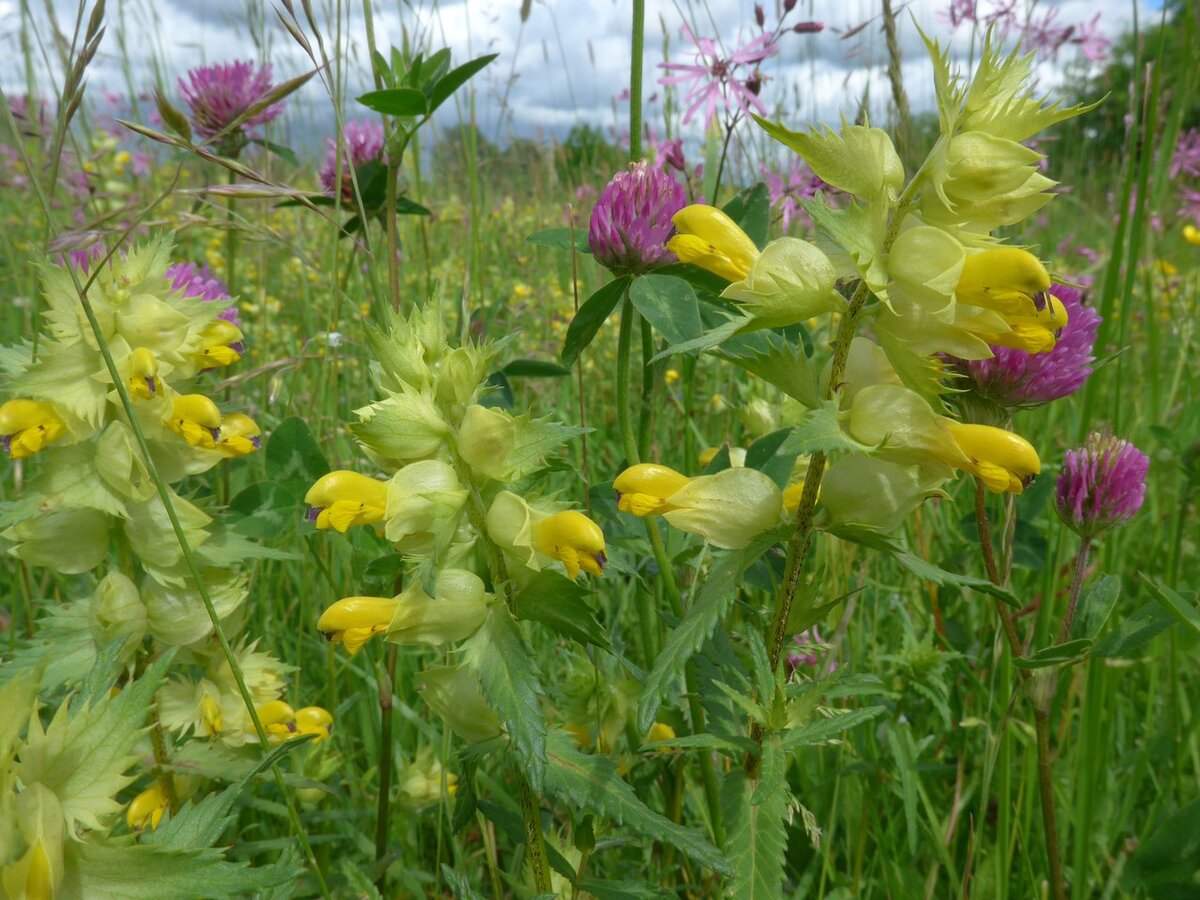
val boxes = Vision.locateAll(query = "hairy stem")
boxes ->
[1034,707,1068,900]
[373,643,398,892]
[518,770,553,891]
[1057,539,1092,645]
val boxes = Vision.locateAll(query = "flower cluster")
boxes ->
[0,238,330,892]
[307,303,603,752]
[318,118,386,201]
[178,60,282,145]
[1055,433,1149,538]
[588,161,686,274]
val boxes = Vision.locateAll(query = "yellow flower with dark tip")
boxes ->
[956,248,1053,320]
[195,320,245,369]
[613,463,693,516]
[126,348,161,401]
[295,706,334,742]
[667,205,759,282]
[217,413,261,457]
[166,394,222,449]
[0,399,67,459]
[201,691,224,737]
[317,596,398,655]
[531,510,607,578]
[257,700,298,740]
[127,783,170,832]
[304,470,388,532]
[946,423,1041,494]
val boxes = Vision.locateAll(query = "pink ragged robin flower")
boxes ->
[657,23,780,128]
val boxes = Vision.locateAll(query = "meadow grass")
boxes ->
[1,1,1198,897]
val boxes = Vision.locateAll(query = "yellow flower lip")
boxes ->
[168,394,223,449]
[956,247,1052,318]
[217,412,261,457]
[127,783,171,832]
[531,510,607,578]
[613,463,692,516]
[128,348,161,400]
[948,423,1041,494]
[667,204,759,282]
[317,596,398,654]
[0,398,67,459]
[196,320,246,370]
[304,470,388,532]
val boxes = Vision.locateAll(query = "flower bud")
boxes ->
[384,460,467,548]
[721,236,840,329]
[418,665,505,744]
[456,404,517,480]
[1055,433,1149,538]
[127,782,171,832]
[88,571,147,650]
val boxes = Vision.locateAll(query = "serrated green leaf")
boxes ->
[16,653,173,836]
[781,705,887,749]
[648,313,749,363]
[1014,639,1093,670]
[428,53,499,114]
[561,276,630,368]
[637,535,776,733]
[463,604,547,790]
[889,551,1019,606]
[513,571,612,652]
[724,742,789,899]
[802,195,890,298]
[716,331,819,408]
[885,722,920,855]
[0,671,38,758]
[357,87,428,117]
[544,731,730,875]
[578,879,676,899]
[779,400,872,458]
[441,865,487,900]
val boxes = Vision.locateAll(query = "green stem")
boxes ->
[629,0,645,160]
[1057,539,1092,645]
[518,770,552,891]
[1034,707,1068,900]
[373,643,398,893]
[616,293,724,846]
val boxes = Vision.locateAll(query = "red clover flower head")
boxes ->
[1055,433,1149,538]
[588,161,687,275]
[965,283,1100,408]
[319,119,386,200]
[167,262,239,324]
[179,60,282,140]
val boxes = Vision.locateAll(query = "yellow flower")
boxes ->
[294,706,334,742]
[201,691,223,737]
[698,446,747,469]
[956,248,1053,320]
[1156,259,1178,277]
[645,721,676,751]
[257,700,298,741]
[166,394,222,449]
[195,320,245,369]
[304,470,388,532]
[0,399,67,459]
[126,783,171,832]
[531,511,607,579]
[615,463,783,549]
[667,205,759,282]
[981,294,1068,353]
[1184,224,1200,246]
[946,423,1040,494]
[217,413,261,457]
[613,463,693,516]
[317,596,398,655]
[126,348,161,401]
[664,368,680,386]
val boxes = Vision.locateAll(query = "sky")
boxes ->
[0,0,1156,153]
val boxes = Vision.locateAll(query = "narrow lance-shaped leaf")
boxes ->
[561,275,630,368]
[429,53,500,114]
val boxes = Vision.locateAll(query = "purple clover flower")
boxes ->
[965,283,1101,408]
[178,61,283,140]
[587,161,687,275]
[319,119,386,200]
[760,157,829,232]
[786,626,836,675]
[1055,433,1149,538]
[657,23,781,128]
[167,262,239,324]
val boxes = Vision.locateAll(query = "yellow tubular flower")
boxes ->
[294,706,334,742]
[126,783,171,832]
[956,247,1053,319]
[200,692,223,738]
[167,394,223,449]
[614,463,692,516]
[195,320,245,369]
[667,205,760,282]
[317,596,399,655]
[217,413,261,457]
[1,399,67,460]
[1184,224,1200,246]
[984,294,1068,353]
[127,348,161,401]
[304,470,388,532]
[646,722,676,752]
[531,510,607,578]
[947,423,1041,494]
[257,700,297,740]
